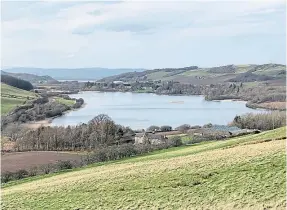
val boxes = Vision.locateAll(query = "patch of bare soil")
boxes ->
[1,151,83,173]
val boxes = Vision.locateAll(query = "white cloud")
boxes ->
[1,0,286,68]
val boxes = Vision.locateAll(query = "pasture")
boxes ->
[1,83,38,114]
[54,97,76,106]
[1,127,286,209]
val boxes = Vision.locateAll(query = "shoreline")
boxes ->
[23,119,52,129]
[87,90,285,111]
[80,89,266,109]
[22,103,87,129]
[21,91,276,129]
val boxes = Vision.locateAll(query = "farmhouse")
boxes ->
[135,132,167,145]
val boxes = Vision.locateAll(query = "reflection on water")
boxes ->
[52,91,264,129]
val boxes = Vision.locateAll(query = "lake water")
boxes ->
[51,91,264,129]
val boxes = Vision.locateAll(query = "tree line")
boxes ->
[1,74,33,91]
[230,111,286,131]
[4,115,134,151]
[2,137,182,183]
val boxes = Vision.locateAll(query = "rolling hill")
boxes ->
[1,67,146,81]
[2,127,286,209]
[1,71,59,85]
[1,83,38,114]
[99,63,286,85]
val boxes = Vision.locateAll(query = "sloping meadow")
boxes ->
[2,127,286,210]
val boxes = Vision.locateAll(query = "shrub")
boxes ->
[1,171,13,183]
[29,167,38,177]
[92,149,108,162]
[160,125,172,132]
[40,163,54,174]
[169,136,182,147]
[175,124,191,132]
[57,160,73,170]
[147,125,160,132]
[203,123,212,128]
[13,169,28,180]
[190,125,202,129]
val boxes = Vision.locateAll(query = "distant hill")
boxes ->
[99,63,286,85]
[1,71,59,84]
[1,67,146,81]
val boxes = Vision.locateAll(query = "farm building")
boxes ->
[135,132,167,145]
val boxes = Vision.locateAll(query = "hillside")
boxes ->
[1,74,33,91]
[1,83,38,114]
[99,63,286,85]
[2,127,286,209]
[1,67,145,81]
[1,71,59,85]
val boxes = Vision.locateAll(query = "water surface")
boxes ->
[52,91,264,129]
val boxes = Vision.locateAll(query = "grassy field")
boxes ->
[1,127,286,210]
[54,97,75,106]
[1,83,38,114]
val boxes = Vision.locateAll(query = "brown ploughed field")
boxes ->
[1,151,83,173]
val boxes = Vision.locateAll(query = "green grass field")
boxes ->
[1,83,38,114]
[147,71,169,80]
[2,127,286,210]
[54,97,76,106]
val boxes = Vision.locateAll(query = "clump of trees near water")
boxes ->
[230,111,286,131]
[7,115,133,151]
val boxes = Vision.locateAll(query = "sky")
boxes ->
[1,0,286,69]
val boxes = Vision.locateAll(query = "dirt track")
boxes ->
[1,151,83,173]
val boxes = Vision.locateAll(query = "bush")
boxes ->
[40,163,54,174]
[29,167,38,177]
[146,125,160,132]
[203,123,212,128]
[169,136,182,147]
[1,171,13,183]
[45,108,63,118]
[160,125,172,132]
[57,160,73,170]
[190,125,202,129]
[13,169,28,180]
[175,124,191,132]
[18,114,27,123]
[92,149,108,162]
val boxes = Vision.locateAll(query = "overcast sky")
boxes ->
[1,0,286,69]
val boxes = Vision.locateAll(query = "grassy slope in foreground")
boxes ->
[1,83,38,114]
[2,127,286,210]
